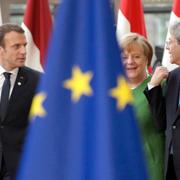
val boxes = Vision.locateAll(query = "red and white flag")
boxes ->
[116,0,147,44]
[22,0,52,72]
[162,0,180,71]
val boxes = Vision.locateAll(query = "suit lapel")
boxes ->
[175,106,180,123]
[10,67,27,101]
[173,78,180,124]
[166,82,177,125]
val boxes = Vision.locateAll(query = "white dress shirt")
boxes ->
[0,65,18,101]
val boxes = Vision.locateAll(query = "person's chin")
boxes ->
[171,60,180,65]
[127,73,136,80]
[170,58,175,64]
[18,62,25,67]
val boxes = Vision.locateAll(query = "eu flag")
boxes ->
[17,0,148,179]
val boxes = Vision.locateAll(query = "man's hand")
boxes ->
[149,66,169,86]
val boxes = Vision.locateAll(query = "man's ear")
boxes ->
[0,46,4,56]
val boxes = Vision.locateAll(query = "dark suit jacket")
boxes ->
[0,66,40,178]
[144,67,180,179]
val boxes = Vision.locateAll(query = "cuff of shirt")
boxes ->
[147,83,156,90]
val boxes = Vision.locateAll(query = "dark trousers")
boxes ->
[0,154,11,180]
[166,155,177,180]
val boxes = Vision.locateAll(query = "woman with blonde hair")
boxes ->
[121,33,165,180]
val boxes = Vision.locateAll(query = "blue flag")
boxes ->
[16,0,148,179]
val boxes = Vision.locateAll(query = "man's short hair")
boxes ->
[170,22,180,44]
[0,23,25,47]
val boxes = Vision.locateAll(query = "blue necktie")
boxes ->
[0,72,11,121]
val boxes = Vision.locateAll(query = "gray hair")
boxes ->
[170,22,180,44]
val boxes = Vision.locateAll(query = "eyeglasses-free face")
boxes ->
[122,45,148,87]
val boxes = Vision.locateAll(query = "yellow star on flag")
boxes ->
[29,92,47,120]
[63,66,93,102]
[109,76,133,110]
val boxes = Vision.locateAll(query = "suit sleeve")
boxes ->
[144,85,166,131]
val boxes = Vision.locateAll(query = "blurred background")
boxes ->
[0,0,173,66]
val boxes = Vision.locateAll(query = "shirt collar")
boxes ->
[0,65,19,76]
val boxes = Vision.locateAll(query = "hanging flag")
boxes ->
[116,0,147,44]
[16,0,148,179]
[22,0,52,72]
[162,0,180,71]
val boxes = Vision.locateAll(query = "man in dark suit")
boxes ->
[144,22,180,180]
[0,24,40,179]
